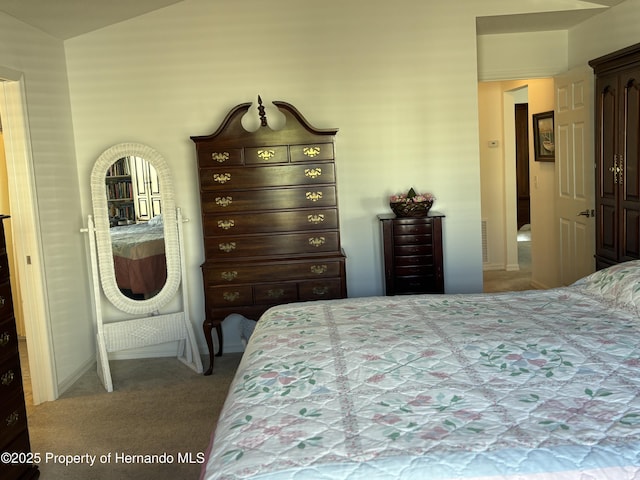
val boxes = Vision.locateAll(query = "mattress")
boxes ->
[202,261,640,479]
[110,219,166,295]
[110,220,164,260]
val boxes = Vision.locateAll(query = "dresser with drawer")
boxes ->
[0,215,39,480]
[379,213,445,295]
[192,99,347,374]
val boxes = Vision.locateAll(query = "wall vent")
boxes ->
[481,219,488,263]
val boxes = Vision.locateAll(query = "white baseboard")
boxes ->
[482,263,504,271]
[57,356,95,397]
[483,262,523,272]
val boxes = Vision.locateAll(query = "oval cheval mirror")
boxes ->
[88,142,203,392]
[90,143,181,315]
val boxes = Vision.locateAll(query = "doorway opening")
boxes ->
[481,83,533,292]
[0,114,33,408]
[0,74,57,405]
[515,102,531,274]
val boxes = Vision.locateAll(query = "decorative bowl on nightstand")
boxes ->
[389,188,435,218]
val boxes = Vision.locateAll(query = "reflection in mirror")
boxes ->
[106,156,164,300]
[91,143,180,315]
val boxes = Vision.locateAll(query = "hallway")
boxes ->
[483,224,532,293]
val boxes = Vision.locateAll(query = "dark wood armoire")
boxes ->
[589,43,640,269]
[191,98,347,375]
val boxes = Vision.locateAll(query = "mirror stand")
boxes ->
[85,143,203,391]
[86,209,202,392]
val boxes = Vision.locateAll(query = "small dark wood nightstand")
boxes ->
[378,212,444,295]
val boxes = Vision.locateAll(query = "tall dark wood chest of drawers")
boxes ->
[378,213,444,295]
[192,99,347,374]
[0,215,39,480]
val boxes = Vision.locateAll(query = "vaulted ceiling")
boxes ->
[0,0,628,40]
[0,0,184,39]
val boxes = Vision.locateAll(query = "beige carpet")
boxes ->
[483,227,533,293]
[23,352,241,480]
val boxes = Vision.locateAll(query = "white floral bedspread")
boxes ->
[202,286,640,479]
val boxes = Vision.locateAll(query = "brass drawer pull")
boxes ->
[215,196,233,207]
[307,214,325,224]
[310,265,328,274]
[308,237,326,247]
[223,291,240,302]
[610,154,623,184]
[312,286,329,296]
[306,192,323,202]
[0,332,9,347]
[6,410,19,427]
[212,152,230,163]
[218,242,236,253]
[267,289,285,299]
[0,296,5,306]
[1,370,15,386]
[304,168,322,178]
[303,146,321,158]
[213,173,231,184]
[257,149,275,160]
[221,271,238,281]
[217,219,235,230]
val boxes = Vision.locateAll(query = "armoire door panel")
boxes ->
[598,80,618,199]
[622,208,640,260]
[597,203,617,259]
[623,76,640,202]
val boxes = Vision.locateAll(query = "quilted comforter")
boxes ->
[202,262,640,479]
[110,219,166,295]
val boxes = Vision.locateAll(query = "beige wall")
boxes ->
[0,13,93,394]
[66,0,490,352]
[569,0,640,67]
[478,31,568,82]
[64,0,640,352]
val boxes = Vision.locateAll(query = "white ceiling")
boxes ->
[0,0,627,40]
[477,0,628,34]
[477,8,606,35]
[0,0,184,40]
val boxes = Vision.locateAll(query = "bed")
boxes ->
[110,215,166,296]
[201,260,640,479]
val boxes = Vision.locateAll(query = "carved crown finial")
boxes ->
[257,95,267,127]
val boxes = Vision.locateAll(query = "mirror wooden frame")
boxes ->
[91,143,180,315]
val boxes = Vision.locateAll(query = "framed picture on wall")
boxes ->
[532,111,555,162]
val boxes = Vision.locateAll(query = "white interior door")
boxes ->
[555,66,595,285]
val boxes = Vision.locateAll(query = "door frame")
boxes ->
[0,68,58,403]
